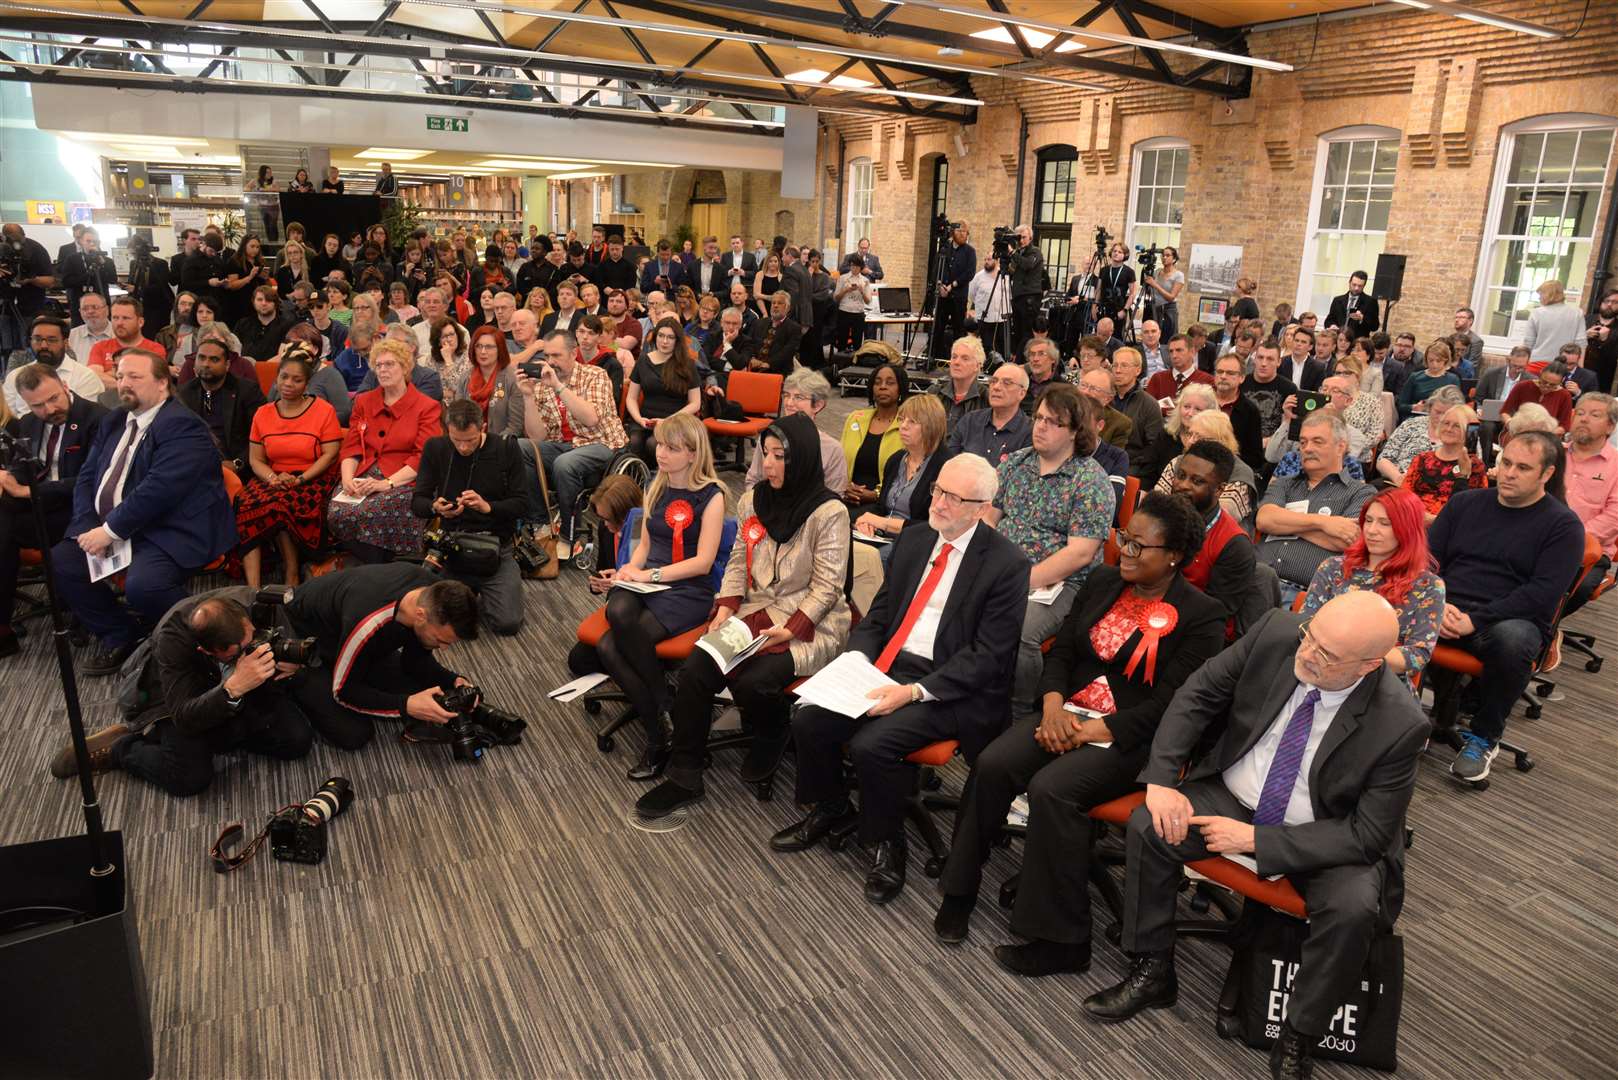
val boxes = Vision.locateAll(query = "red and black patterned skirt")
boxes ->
[234,470,340,556]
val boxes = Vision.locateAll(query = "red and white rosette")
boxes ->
[1124,601,1179,684]
[665,499,694,563]
[742,515,767,587]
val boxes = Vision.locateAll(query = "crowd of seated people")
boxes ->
[11,214,1618,1080]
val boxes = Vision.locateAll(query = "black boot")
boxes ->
[1081,950,1178,1022]
[864,837,907,904]
[635,778,705,819]
[1270,1022,1314,1079]
[626,712,671,781]
[933,894,976,945]
[993,938,1091,977]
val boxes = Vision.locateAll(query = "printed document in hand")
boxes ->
[1062,702,1113,749]
[695,616,767,674]
[610,579,671,594]
[87,537,132,583]
[791,651,897,718]
[1028,584,1063,605]
[330,489,367,507]
[853,531,893,546]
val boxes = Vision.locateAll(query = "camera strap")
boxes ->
[209,805,298,873]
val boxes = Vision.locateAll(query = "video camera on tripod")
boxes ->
[991,225,1018,262]
[1135,243,1161,281]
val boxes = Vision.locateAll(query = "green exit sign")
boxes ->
[427,116,469,133]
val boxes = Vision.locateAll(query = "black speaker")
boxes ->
[1374,253,1407,303]
[0,831,154,1080]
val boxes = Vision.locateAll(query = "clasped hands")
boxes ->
[1034,696,1111,754]
[1144,783,1255,854]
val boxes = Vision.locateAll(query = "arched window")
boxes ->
[1472,113,1616,346]
[845,156,874,246]
[1296,125,1401,318]
[1033,145,1077,283]
[1127,137,1188,252]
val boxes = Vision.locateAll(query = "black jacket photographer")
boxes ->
[282,563,480,749]
[0,224,56,352]
[58,229,119,327]
[126,237,173,338]
[1007,224,1045,361]
[932,223,977,360]
[410,398,527,636]
[47,589,314,797]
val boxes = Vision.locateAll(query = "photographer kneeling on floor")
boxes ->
[412,398,528,636]
[49,587,314,795]
[279,563,480,749]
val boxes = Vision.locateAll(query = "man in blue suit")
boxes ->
[638,239,687,295]
[53,347,237,675]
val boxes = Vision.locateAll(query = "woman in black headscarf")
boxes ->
[636,414,854,819]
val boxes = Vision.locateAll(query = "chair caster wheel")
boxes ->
[1587,658,1604,673]
[1105,923,1122,946]
[995,834,1014,849]
[924,856,944,878]
[1189,892,1211,914]
[703,753,714,768]
[923,772,942,792]
[1215,1011,1243,1040]
[1525,704,1543,720]
[998,881,1017,909]
[827,834,849,852]
[596,735,614,753]
[752,780,773,801]
[583,699,602,716]
[1515,753,1535,772]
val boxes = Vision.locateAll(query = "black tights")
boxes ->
[598,589,673,740]
[626,422,658,466]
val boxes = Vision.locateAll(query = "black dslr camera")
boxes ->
[436,683,527,763]
[1135,243,1161,281]
[422,525,503,577]
[513,523,551,575]
[992,225,1018,261]
[270,777,353,864]
[247,586,320,667]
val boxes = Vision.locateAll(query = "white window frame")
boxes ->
[1126,136,1190,253]
[1294,124,1401,318]
[845,156,874,246]
[1470,112,1617,352]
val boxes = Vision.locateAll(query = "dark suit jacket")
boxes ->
[638,257,688,295]
[1326,292,1380,339]
[1476,363,1523,407]
[780,262,815,326]
[1142,609,1429,880]
[8,393,108,518]
[1039,567,1227,755]
[70,397,238,569]
[177,374,266,471]
[1280,356,1326,392]
[848,522,1031,757]
[878,448,955,532]
[718,250,756,290]
[704,323,759,375]
[754,317,803,377]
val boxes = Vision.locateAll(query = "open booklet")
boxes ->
[610,579,670,594]
[329,489,367,507]
[694,616,768,674]
[791,651,896,718]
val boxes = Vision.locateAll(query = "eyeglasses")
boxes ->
[1032,413,1070,429]
[1116,532,1171,557]
[1296,617,1382,668]
[930,483,986,509]
[986,376,1025,389]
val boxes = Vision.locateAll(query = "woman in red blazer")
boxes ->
[326,337,442,562]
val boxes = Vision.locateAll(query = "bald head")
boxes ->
[1297,592,1399,690]
[1080,369,1113,403]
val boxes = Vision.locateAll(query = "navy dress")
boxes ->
[642,484,722,632]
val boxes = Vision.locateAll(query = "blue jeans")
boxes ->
[534,439,613,542]
[1433,617,1543,742]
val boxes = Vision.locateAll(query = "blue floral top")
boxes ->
[1301,556,1445,681]
[993,447,1114,587]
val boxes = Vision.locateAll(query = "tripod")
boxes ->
[925,217,957,366]
[979,263,1012,368]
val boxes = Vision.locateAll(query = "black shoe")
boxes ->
[864,837,907,905]
[635,779,704,819]
[739,725,791,784]
[82,641,134,678]
[626,740,670,781]
[769,801,857,853]
[933,894,976,945]
[1270,1022,1314,1080]
[993,939,1091,977]
[402,720,453,744]
[1081,950,1178,1022]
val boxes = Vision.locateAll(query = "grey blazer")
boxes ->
[448,365,525,438]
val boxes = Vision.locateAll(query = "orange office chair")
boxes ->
[702,370,782,471]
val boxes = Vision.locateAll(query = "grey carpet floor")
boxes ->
[3,398,1615,1078]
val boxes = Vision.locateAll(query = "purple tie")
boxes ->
[1252,689,1321,827]
[96,417,139,520]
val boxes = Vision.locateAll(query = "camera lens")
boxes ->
[301,777,352,823]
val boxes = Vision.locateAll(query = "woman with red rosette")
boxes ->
[591,412,727,782]
[932,492,1227,973]
[635,413,852,819]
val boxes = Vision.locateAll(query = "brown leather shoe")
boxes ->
[49,724,131,779]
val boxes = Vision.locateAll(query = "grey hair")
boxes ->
[948,452,1000,502]
[417,287,445,306]
[1299,409,1348,443]
[783,367,832,405]
[1427,384,1466,409]
[1580,392,1618,428]
[1164,382,1219,437]
[951,335,986,368]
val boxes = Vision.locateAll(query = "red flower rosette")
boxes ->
[665,499,694,563]
[742,515,767,587]
[1124,601,1179,684]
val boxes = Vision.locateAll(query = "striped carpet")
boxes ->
[2,400,1615,1079]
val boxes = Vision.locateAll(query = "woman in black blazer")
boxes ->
[933,492,1227,972]
[853,393,952,563]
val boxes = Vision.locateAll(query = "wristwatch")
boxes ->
[651,567,663,583]
[910,684,923,704]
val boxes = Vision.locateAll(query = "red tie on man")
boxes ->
[874,545,953,673]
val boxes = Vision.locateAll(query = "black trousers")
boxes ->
[833,310,867,353]
[932,292,967,358]
[790,653,958,845]
[285,658,442,750]
[939,717,1146,944]
[116,692,313,797]
[1010,294,1042,360]
[0,498,65,627]
[666,648,796,789]
[1121,778,1387,1037]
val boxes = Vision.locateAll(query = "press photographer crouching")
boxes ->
[412,399,528,636]
[48,588,314,796]
[280,563,480,750]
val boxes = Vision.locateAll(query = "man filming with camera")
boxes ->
[48,589,314,796]
[932,222,977,361]
[1007,224,1045,362]
[412,399,528,636]
[58,226,119,326]
[0,223,56,354]
[279,564,480,750]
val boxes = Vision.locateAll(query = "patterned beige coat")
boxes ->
[718,490,851,675]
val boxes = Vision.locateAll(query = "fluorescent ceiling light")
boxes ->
[65,131,212,147]
[356,147,434,160]
[968,26,1084,52]
[786,68,876,89]
[547,171,611,180]
[473,159,591,170]
[1386,0,1562,38]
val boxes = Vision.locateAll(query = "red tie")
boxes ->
[43,425,61,477]
[874,544,953,673]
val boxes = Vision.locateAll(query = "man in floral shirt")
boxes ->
[986,382,1116,718]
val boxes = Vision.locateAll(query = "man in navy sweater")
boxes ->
[1427,430,1585,783]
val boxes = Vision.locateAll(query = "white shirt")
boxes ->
[4,358,104,416]
[67,323,114,364]
[899,523,978,666]
[1223,677,1362,827]
[97,400,165,537]
[696,259,721,293]
[966,268,1011,323]
[411,320,434,362]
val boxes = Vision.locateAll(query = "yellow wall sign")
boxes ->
[25,200,65,223]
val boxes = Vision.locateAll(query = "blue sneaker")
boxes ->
[1451,732,1499,782]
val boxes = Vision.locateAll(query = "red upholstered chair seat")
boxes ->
[906,739,959,767]
[576,607,705,659]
